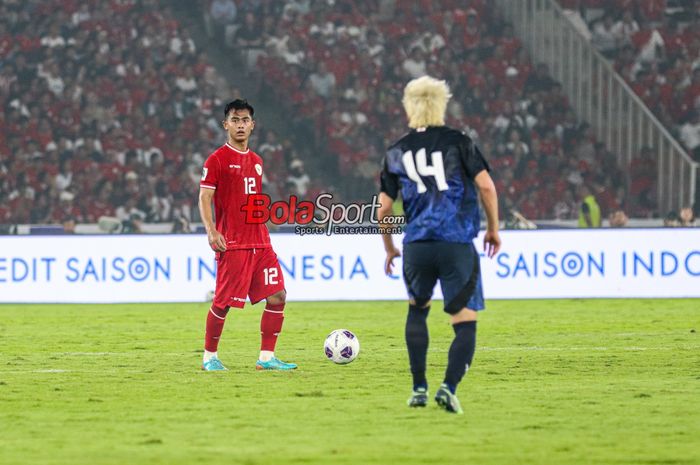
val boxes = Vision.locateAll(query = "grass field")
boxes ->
[0,300,698,465]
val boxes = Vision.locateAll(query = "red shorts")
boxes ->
[213,247,286,309]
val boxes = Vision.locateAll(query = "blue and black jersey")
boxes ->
[380,126,490,244]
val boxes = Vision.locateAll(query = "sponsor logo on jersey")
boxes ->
[255,164,262,175]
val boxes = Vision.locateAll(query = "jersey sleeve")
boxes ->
[379,156,400,200]
[200,154,220,190]
[460,137,491,179]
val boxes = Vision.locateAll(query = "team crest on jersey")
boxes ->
[255,164,262,176]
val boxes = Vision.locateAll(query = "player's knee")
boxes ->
[450,308,478,323]
[407,304,429,324]
[412,297,431,308]
[267,290,286,306]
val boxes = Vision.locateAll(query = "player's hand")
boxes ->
[208,230,227,252]
[483,230,501,258]
[384,246,401,276]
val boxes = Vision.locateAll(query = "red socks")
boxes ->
[204,305,229,352]
[205,304,284,353]
[260,303,285,352]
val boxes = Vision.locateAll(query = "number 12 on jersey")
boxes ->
[402,149,449,193]
[244,177,257,194]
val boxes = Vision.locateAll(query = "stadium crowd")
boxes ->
[0,0,278,228]
[559,0,700,161]
[207,0,659,220]
[0,0,678,228]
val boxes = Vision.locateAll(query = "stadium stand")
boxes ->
[0,0,669,229]
[558,0,700,162]
[205,0,655,219]
[0,0,254,228]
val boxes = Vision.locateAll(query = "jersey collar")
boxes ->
[225,143,250,154]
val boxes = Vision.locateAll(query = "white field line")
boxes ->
[0,346,697,374]
[9,346,700,359]
[418,345,698,352]
[376,345,700,352]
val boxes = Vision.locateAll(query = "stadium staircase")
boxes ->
[169,2,320,182]
[496,0,699,213]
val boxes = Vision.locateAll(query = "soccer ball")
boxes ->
[324,329,360,364]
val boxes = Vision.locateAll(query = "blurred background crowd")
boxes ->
[0,0,697,231]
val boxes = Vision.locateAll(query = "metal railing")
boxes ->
[497,0,698,214]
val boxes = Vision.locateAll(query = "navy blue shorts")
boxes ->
[402,241,484,313]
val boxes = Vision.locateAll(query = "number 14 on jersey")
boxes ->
[402,149,449,193]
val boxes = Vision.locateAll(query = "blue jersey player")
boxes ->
[378,76,501,414]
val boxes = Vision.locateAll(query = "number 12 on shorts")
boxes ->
[264,267,278,285]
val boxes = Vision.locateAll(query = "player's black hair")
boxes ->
[224,99,254,119]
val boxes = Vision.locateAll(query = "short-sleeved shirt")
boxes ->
[380,126,490,244]
[200,143,271,249]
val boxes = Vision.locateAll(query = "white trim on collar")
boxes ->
[226,143,250,154]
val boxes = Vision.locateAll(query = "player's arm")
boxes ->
[463,139,501,258]
[474,170,501,257]
[378,158,401,276]
[198,188,226,252]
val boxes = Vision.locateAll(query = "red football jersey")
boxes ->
[200,143,271,249]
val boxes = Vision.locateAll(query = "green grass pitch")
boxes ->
[0,300,698,465]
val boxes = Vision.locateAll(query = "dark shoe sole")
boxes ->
[435,393,459,413]
[408,399,428,408]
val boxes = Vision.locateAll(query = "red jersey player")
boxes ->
[199,99,296,371]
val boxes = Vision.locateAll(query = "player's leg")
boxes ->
[444,301,480,393]
[203,304,230,370]
[402,242,438,407]
[248,248,296,370]
[202,250,253,371]
[258,289,295,368]
[433,307,477,414]
[435,243,483,413]
[406,297,431,407]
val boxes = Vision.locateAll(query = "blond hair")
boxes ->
[402,76,452,129]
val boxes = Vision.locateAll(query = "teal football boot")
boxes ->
[202,357,227,371]
[255,357,297,370]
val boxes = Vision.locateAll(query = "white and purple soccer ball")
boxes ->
[324,329,360,364]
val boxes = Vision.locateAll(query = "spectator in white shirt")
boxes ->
[41,24,66,48]
[611,10,639,48]
[680,111,700,160]
[209,0,237,44]
[210,0,237,24]
[309,62,336,98]
[403,47,427,79]
[286,159,310,197]
[592,15,618,57]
